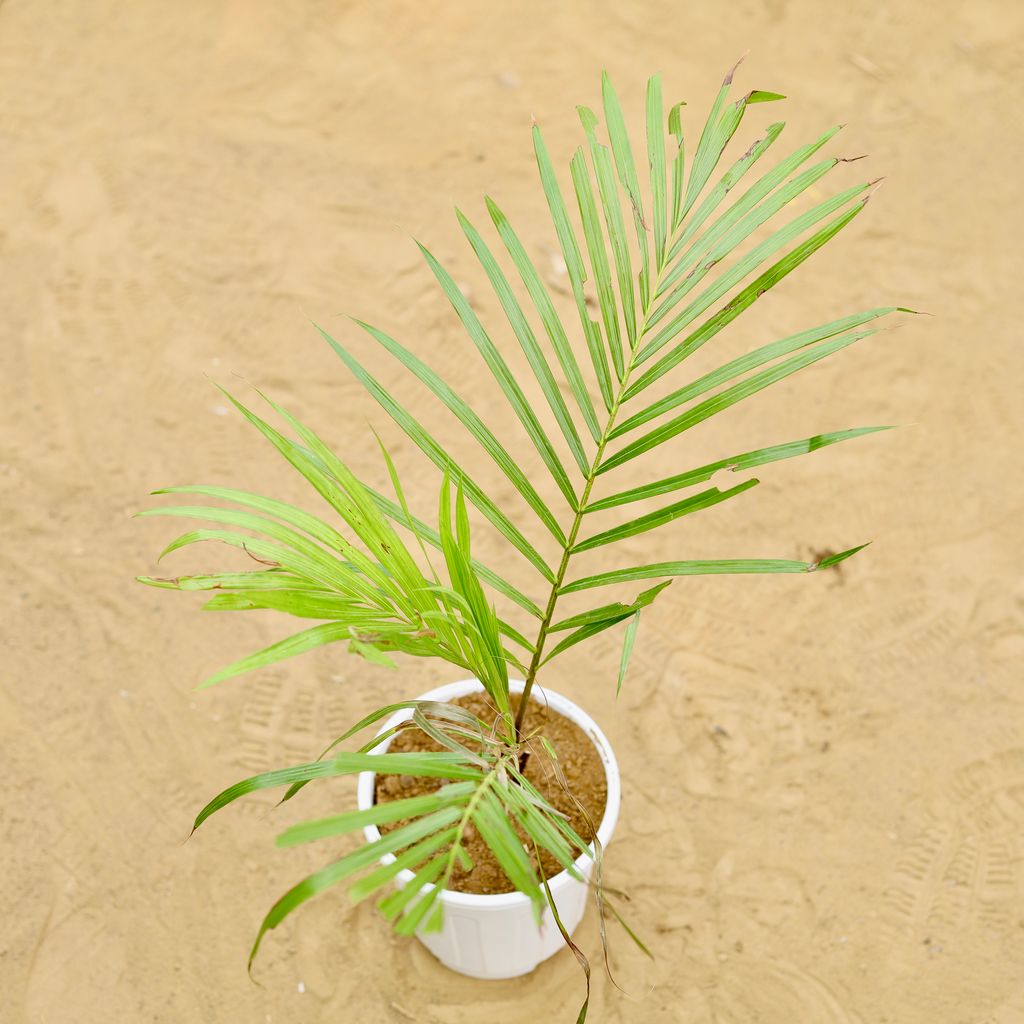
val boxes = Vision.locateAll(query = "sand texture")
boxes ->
[2,1,1022,1021]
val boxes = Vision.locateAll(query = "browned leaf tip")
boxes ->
[724,52,749,85]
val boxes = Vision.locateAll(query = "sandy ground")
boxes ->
[2,1,1022,1021]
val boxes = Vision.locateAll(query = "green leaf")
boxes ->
[579,108,637,354]
[551,580,671,631]
[646,74,668,271]
[370,433,467,657]
[572,479,759,553]
[639,183,872,363]
[377,856,447,921]
[659,122,843,296]
[319,324,555,583]
[366,484,543,618]
[497,618,535,653]
[279,699,487,806]
[136,569,325,592]
[647,158,851,340]
[353,315,570,542]
[681,71,784,226]
[570,147,624,378]
[248,810,461,967]
[348,830,456,904]
[485,195,601,442]
[472,789,542,906]
[542,579,671,664]
[533,124,614,411]
[437,474,511,715]
[815,543,870,569]
[457,209,590,477]
[419,237,580,510]
[261,396,443,617]
[197,621,354,690]
[201,591,373,620]
[622,199,870,399]
[374,432,442,585]
[347,637,399,668]
[601,72,651,308]
[617,611,641,696]
[394,880,444,936]
[561,546,869,593]
[668,100,686,230]
[500,785,583,878]
[214,390,422,605]
[193,751,482,831]
[614,309,896,438]
[601,72,646,226]
[678,68,735,221]
[666,121,785,267]
[411,708,489,766]
[502,766,574,822]
[306,699,482,762]
[277,782,476,846]
[541,610,634,664]
[588,426,894,512]
[143,504,393,611]
[153,484,352,554]
[602,328,876,474]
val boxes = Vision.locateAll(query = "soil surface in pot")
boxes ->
[375,692,608,895]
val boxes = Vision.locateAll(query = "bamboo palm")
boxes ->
[141,67,907,1004]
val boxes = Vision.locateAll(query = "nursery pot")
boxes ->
[356,678,621,980]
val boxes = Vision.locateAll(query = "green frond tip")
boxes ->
[809,543,870,571]
[616,611,642,696]
[348,638,398,668]
[196,622,352,690]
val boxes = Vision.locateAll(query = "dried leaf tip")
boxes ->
[724,52,749,85]
[862,178,886,204]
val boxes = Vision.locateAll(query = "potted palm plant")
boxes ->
[140,63,909,1015]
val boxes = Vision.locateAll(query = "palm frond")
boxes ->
[586,426,893,512]
[191,710,594,969]
[561,544,869,594]
[319,325,556,583]
[418,241,579,511]
[533,124,614,410]
[486,196,602,442]
[458,210,591,477]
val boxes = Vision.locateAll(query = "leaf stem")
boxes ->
[514,240,678,744]
[436,760,503,890]
[513,393,625,740]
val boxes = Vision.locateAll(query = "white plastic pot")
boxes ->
[356,678,621,980]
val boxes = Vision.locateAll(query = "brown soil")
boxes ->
[374,693,608,894]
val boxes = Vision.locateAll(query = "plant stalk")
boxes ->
[514,247,679,750]
[512,391,625,743]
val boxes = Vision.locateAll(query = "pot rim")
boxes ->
[356,677,621,909]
